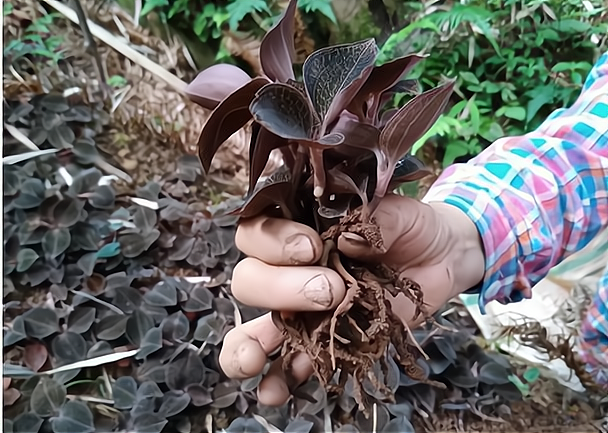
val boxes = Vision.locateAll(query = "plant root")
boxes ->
[274,208,444,416]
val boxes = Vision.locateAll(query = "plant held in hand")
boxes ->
[186,0,455,412]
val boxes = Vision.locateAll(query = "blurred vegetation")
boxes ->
[132,0,606,168]
[382,0,607,167]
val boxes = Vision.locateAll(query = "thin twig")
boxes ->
[4,123,40,151]
[69,0,110,99]
[42,0,188,93]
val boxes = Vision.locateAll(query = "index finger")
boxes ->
[235,216,323,266]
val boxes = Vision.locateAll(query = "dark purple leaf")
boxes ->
[211,381,239,408]
[249,83,316,140]
[383,79,421,98]
[347,53,424,121]
[113,376,138,410]
[159,390,191,417]
[186,64,251,110]
[446,365,479,388]
[237,168,294,219]
[135,326,162,360]
[52,332,87,363]
[374,79,455,199]
[478,362,511,385]
[303,38,378,132]
[248,126,289,192]
[198,77,270,172]
[330,113,380,151]
[381,416,414,433]
[166,350,204,390]
[388,155,433,189]
[226,417,265,433]
[126,309,155,346]
[259,0,297,82]
[186,384,213,406]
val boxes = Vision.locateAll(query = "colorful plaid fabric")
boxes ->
[423,51,608,387]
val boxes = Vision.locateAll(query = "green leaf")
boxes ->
[4,2,14,15]
[17,248,39,272]
[140,0,169,17]
[442,141,469,167]
[508,374,530,396]
[550,19,591,34]
[479,122,504,143]
[523,367,540,383]
[226,0,271,31]
[459,71,479,84]
[298,0,337,23]
[498,106,526,121]
[526,86,555,123]
[468,101,481,135]
[96,242,121,259]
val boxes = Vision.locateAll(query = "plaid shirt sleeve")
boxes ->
[422,51,608,387]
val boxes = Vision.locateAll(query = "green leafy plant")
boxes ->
[379,0,607,167]
[3,12,64,65]
[136,0,336,64]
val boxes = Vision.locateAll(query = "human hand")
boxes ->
[219,194,485,406]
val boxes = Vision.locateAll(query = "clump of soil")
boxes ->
[273,209,441,413]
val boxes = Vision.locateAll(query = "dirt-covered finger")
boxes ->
[257,352,314,406]
[337,194,424,260]
[218,313,284,380]
[235,215,323,265]
[232,257,346,311]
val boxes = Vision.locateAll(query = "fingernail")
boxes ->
[341,232,369,247]
[284,234,314,264]
[302,274,333,308]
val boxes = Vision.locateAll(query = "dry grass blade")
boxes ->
[4,123,40,151]
[41,349,141,375]
[3,148,60,165]
[70,289,125,315]
[42,0,188,93]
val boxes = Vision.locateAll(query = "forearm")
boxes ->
[423,52,608,313]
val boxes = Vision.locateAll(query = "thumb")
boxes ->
[336,194,423,260]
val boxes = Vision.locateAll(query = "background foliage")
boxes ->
[131,0,606,167]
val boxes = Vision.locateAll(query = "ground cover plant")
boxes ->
[186,0,458,413]
[9,1,604,431]
[2,76,521,433]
